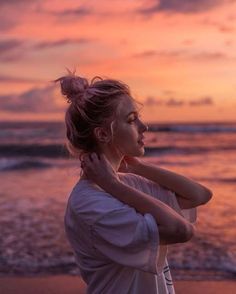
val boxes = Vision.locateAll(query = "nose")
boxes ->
[138,118,148,133]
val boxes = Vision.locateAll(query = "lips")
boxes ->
[138,136,145,146]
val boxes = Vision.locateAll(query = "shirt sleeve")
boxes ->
[125,173,197,224]
[148,178,197,224]
[91,204,167,274]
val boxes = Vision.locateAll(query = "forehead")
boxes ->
[116,95,138,118]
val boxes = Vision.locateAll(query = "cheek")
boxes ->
[114,128,138,149]
[113,133,129,148]
[115,125,136,142]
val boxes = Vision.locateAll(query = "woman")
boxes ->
[56,72,212,294]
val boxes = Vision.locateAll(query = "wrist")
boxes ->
[102,176,120,193]
[131,161,146,175]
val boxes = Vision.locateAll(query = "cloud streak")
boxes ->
[0,0,39,5]
[0,75,44,83]
[189,96,213,106]
[139,0,228,14]
[50,7,91,17]
[144,96,214,107]
[0,38,94,62]
[200,18,235,34]
[0,39,24,53]
[0,39,26,62]
[0,0,40,30]
[0,84,64,113]
[132,49,229,62]
[34,38,93,49]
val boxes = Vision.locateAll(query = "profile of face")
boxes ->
[109,95,148,157]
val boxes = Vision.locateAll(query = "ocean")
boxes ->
[0,121,235,280]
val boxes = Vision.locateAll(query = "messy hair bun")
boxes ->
[55,70,140,159]
[55,73,89,104]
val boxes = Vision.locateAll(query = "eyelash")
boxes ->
[128,114,141,123]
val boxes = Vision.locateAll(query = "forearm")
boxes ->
[103,178,194,244]
[133,162,212,205]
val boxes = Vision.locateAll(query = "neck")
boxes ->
[103,147,123,172]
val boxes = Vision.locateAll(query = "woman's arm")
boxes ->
[130,160,213,209]
[81,153,194,245]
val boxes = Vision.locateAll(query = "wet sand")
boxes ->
[0,276,235,294]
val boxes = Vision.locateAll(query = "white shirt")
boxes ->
[64,173,197,294]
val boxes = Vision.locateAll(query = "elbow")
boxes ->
[181,222,195,242]
[161,222,195,245]
[205,188,213,203]
[198,188,213,205]
[174,222,195,243]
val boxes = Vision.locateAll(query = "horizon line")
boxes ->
[1,120,236,125]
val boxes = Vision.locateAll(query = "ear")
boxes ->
[94,127,110,143]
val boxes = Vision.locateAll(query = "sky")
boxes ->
[1,0,236,123]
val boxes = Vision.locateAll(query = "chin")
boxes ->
[123,145,145,157]
[138,149,145,157]
[132,147,145,157]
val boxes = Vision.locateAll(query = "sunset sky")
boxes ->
[1,0,236,123]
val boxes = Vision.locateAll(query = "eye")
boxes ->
[128,117,137,123]
[128,113,141,123]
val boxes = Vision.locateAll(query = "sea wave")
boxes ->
[144,145,236,155]
[0,158,52,171]
[1,143,236,159]
[148,123,236,133]
[168,238,236,280]
[0,144,68,158]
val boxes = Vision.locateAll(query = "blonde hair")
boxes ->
[55,71,139,160]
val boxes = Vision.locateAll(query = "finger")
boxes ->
[99,153,108,162]
[90,152,99,162]
[81,153,89,160]
[83,154,91,164]
[82,153,89,160]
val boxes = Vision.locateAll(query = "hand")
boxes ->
[81,153,119,189]
[118,156,142,173]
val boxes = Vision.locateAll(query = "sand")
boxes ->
[0,276,235,294]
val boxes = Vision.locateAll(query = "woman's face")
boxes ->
[111,95,148,157]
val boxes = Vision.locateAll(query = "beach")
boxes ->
[0,121,235,291]
[0,276,235,294]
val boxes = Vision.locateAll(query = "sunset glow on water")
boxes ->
[0,122,235,279]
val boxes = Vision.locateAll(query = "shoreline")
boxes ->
[0,275,235,294]
[1,268,234,280]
